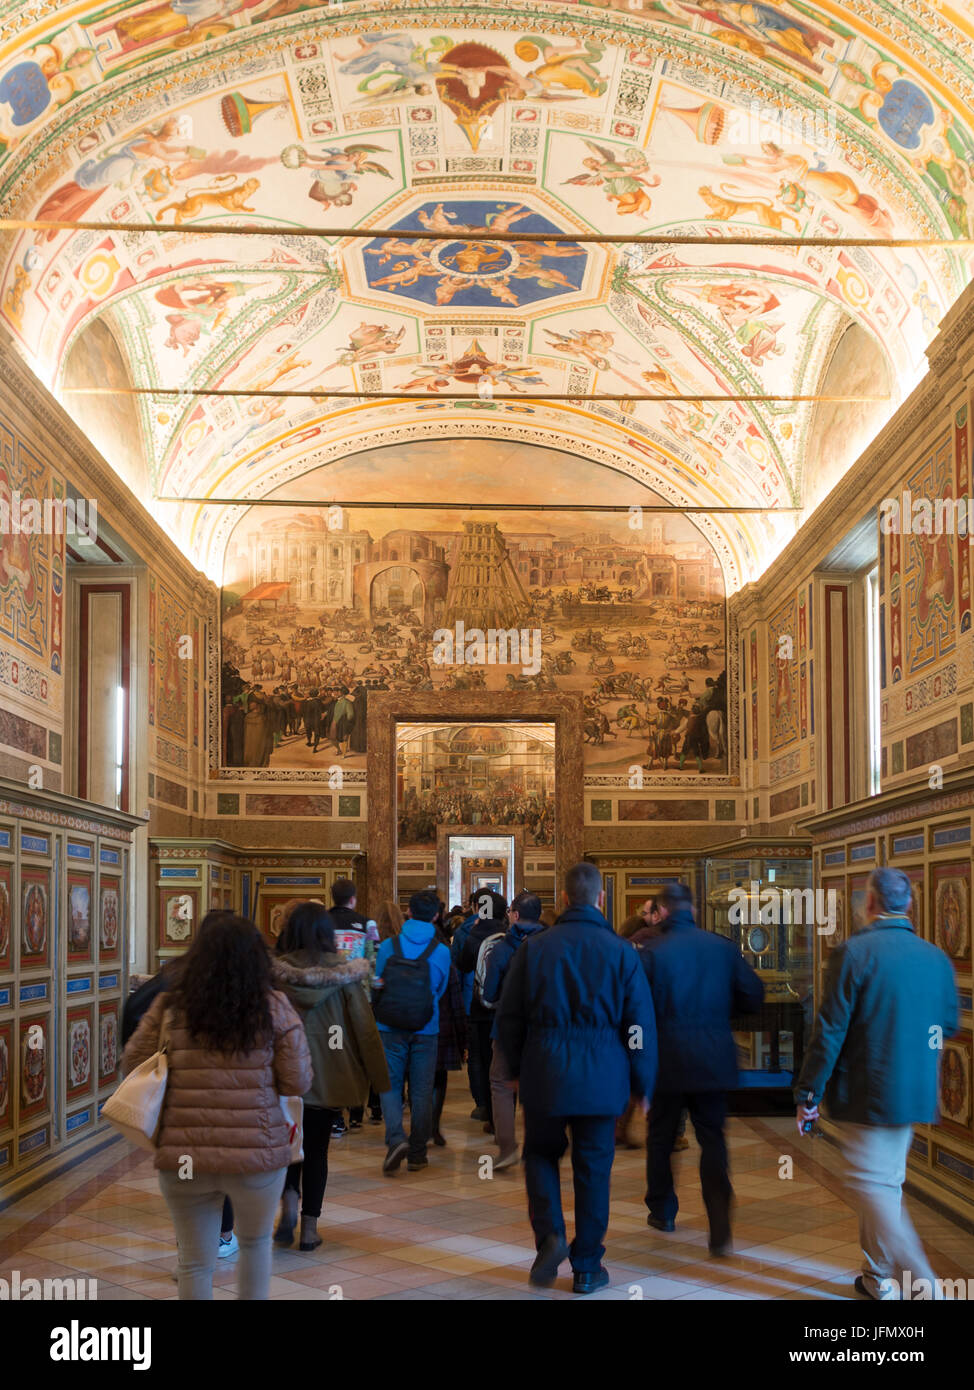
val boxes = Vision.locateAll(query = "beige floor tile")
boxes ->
[2,1105,972,1301]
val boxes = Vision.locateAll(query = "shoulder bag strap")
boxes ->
[158,1006,173,1055]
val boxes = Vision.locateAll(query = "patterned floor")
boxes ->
[2,1098,972,1300]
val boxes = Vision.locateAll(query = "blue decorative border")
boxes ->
[933,825,972,849]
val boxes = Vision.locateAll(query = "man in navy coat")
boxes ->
[496,862,657,1294]
[638,881,763,1255]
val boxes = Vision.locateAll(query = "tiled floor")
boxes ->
[2,1098,972,1300]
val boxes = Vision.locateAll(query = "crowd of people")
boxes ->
[397,784,555,845]
[120,864,958,1301]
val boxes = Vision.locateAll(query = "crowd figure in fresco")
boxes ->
[222,676,369,767]
[397,785,554,847]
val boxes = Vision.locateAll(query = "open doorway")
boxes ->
[443,833,516,908]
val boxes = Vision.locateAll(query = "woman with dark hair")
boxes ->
[376,899,404,941]
[270,900,390,1249]
[122,913,311,1300]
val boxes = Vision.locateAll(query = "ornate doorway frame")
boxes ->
[366,691,584,909]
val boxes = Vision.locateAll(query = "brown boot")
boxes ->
[299,1214,322,1252]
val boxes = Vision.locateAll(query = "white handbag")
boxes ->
[103,1009,172,1151]
[280,1095,304,1162]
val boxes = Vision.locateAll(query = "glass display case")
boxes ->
[703,839,814,1103]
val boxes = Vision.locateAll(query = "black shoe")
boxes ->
[382,1140,409,1174]
[573,1267,610,1295]
[407,1155,428,1172]
[529,1233,569,1287]
[483,1122,495,1135]
[331,1121,347,1138]
[854,1275,878,1300]
[348,1119,363,1130]
[368,1112,383,1125]
[470,1105,489,1121]
[709,1240,733,1257]
[432,1129,446,1147]
[647,1215,675,1232]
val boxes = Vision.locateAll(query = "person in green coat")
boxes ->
[269,902,390,1250]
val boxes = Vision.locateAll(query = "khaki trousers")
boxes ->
[833,1120,938,1299]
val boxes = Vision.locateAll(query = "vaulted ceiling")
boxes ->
[1,0,972,588]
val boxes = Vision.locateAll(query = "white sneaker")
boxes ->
[217,1232,239,1258]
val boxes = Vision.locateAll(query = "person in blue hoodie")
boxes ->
[373,889,451,1174]
[482,890,547,1169]
[496,863,657,1295]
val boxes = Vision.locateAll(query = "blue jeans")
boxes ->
[380,1030,438,1160]
[523,1112,617,1273]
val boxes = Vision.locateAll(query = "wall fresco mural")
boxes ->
[397,722,555,848]
[220,442,728,776]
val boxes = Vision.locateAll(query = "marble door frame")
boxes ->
[366,691,584,910]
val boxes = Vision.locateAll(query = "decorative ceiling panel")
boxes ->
[0,0,972,586]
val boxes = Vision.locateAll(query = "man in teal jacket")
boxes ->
[796,866,958,1300]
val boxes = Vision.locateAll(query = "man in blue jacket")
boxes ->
[638,881,763,1256]
[373,890,451,1175]
[496,862,657,1294]
[796,866,958,1299]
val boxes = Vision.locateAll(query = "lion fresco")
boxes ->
[698,184,801,233]
[157,177,260,224]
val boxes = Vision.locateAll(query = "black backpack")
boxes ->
[373,937,437,1032]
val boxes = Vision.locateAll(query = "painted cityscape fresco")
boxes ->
[221,478,728,777]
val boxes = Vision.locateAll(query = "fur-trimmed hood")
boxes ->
[271,951,370,1011]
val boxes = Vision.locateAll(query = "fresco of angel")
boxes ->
[320,323,406,374]
[563,141,662,216]
[280,142,394,209]
[336,33,453,99]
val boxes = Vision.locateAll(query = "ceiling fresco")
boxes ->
[0,1,973,587]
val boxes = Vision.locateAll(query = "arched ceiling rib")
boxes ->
[0,0,972,587]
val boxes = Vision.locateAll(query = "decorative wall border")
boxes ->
[0,798,134,842]
[813,786,974,842]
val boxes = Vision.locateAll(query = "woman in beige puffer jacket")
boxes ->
[123,913,311,1300]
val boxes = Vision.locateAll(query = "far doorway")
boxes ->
[439,831,518,911]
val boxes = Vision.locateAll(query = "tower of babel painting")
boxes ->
[443,521,530,629]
